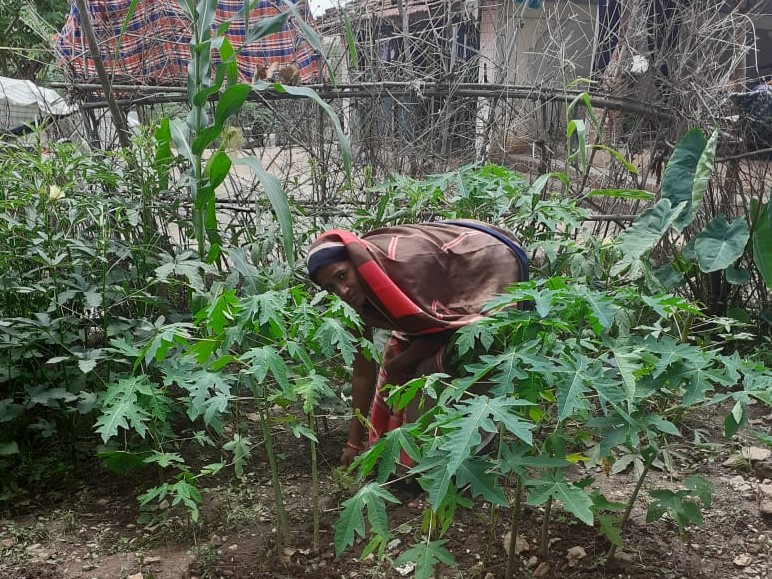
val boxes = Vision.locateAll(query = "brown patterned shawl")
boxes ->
[309,221,527,335]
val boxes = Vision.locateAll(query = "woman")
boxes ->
[306,220,528,466]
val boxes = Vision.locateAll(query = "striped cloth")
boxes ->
[53,0,320,86]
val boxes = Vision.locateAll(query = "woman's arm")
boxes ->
[341,325,377,466]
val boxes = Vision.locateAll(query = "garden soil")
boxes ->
[1,405,770,579]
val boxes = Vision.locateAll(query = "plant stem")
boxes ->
[538,496,553,558]
[607,449,657,559]
[259,395,289,554]
[505,475,524,579]
[309,412,319,552]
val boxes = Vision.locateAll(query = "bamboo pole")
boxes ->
[72,0,132,149]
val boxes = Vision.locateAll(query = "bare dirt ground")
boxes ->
[1,404,770,579]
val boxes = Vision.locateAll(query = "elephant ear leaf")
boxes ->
[661,127,708,231]
[694,215,750,273]
[751,200,772,288]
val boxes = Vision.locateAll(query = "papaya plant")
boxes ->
[332,277,771,578]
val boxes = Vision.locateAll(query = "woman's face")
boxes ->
[316,260,367,312]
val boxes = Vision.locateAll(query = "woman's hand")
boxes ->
[340,441,364,466]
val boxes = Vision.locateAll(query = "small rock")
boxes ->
[566,545,587,567]
[613,550,634,563]
[759,483,772,519]
[729,475,753,493]
[387,538,401,551]
[127,574,143,579]
[734,553,753,567]
[501,532,529,555]
[527,556,538,568]
[484,573,495,579]
[533,562,550,577]
[395,561,416,576]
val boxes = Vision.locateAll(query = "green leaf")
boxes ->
[215,83,251,127]
[376,427,421,482]
[455,457,507,505]
[244,7,290,43]
[611,199,687,278]
[690,129,718,221]
[168,117,193,163]
[192,125,221,154]
[694,215,750,273]
[205,151,232,190]
[613,348,641,404]
[223,433,251,477]
[575,285,618,333]
[724,401,747,437]
[685,475,712,508]
[589,144,639,174]
[293,372,333,414]
[589,189,653,200]
[312,318,358,366]
[751,200,772,288]
[0,442,19,456]
[661,127,707,230]
[253,82,352,183]
[527,172,569,197]
[97,450,145,473]
[567,119,587,173]
[556,355,591,421]
[95,376,156,442]
[725,266,750,285]
[393,540,456,579]
[235,157,294,264]
[333,483,400,555]
[239,346,289,390]
[598,514,623,547]
[527,478,594,526]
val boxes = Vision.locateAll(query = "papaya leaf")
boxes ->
[598,514,623,546]
[293,372,333,415]
[239,346,289,391]
[95,375,155,442]
[556,354,591,421]
[376,427,421,482]
[612,348,642,404]
[394,540,456,579]
[526,478,594,526]
[312,317,359,366]
[694,215,750,273]
[455,457,507,505]
[223,433,251,477]
[333,483,399,555]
